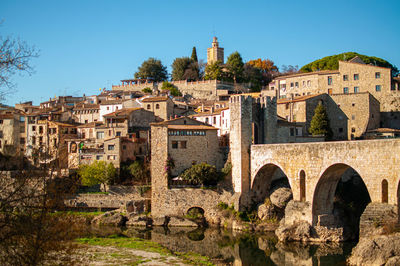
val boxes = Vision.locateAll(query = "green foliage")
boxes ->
[191,46,198,62]
[78,161,116,187]
[186,208,205,220]
[180,162,222,186]
[221,162,232,177]
[300,52,399,76]
[161,81,182,96]
[134,57,168,82]
[309,103,333,139]
[142,87,152,93]
[171,57,193,81]
[128,161,150,183]
[204,60,224,80]
[243,63,263,92]
[226,51,244,82]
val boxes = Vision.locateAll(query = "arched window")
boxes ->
[382,179,388,203]
[300,170,306,202]
[155,104,160,109]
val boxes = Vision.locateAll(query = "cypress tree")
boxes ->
[191,47,198,62]
[309,102,333,140]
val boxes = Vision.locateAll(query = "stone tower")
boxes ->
[207,37,224,64]
[229,95,278,209]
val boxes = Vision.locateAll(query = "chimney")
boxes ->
[201,103,204,112]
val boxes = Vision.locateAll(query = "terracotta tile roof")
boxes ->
[367,128,400,133]
[191,107,229,117]
[99,99,126,105]
[77,122,104,128]
[231,92,261,98]
[275,70,340,80]
[103,108,142,118]
[167,124,217,130]
[73,103,100,110]
[277,94,324,104]
[141,96,169,103]
[49,121,78,127]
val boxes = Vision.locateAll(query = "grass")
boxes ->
[76,235,215,265]
[55,211,105,218]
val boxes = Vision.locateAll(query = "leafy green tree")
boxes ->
[300,52,399,76]
[134,57,168,82]
[243,63,263,92]
[309,103,333,140]
[171,57,193,81]
[191,46,198,62]
[226,51,244,83]
[161,81,182,96]
[142,87,152,94]
[204,60,224,80]
[128,160,150,184]
[78,161,116,190]
[180,162,222,186]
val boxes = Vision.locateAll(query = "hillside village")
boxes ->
[1,37,399,175]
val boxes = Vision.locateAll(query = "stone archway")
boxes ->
[312,163,371,239]
[251,163,291,205]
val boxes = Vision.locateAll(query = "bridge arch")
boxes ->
[251,163,291,204]
[312,163,371,228]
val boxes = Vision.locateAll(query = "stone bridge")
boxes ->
[246,139,400,226]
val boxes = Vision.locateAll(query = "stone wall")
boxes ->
[359,202,398,237]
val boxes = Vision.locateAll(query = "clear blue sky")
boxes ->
[1,0,399,106]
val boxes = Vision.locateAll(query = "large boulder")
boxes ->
[126,214,152,227]
[347,233,400,265]
[91,211,128,227]
[168,216,198,227]
[257,203,275,221]
[270,187,292,209]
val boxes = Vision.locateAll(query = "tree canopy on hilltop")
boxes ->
[300,52,399,76]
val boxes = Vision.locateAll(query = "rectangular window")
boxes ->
[96,131,104,139]
[0,120,3,124]
[375,72,381,78]
[20,138,25,144]
[122,145,126,150]
[180,141,187,149]
[116,131,121,136]
[328,88,332,95]
[351,127,356,133]
[85,120,88,123]
[108,145,115,150]
[354,74,359,80]
[343,87,349,94]
[96,155,103,160]
[295,82,299,88]
[343,75,348,81]
[327,76,332,85]
[32,125,36,131]
[147,104,151,110]
[290,128,295,136]
[354,87,359,93]
[213,117,216,124]
[172,141,178,149]
[339,128,343,133]
[290,82,294,88]
[352,115,355,120]
[295,128,300,136]
[375,85,381,92]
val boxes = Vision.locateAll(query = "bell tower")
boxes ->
[207,37,224,64]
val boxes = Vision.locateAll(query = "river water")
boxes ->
[114,226,356,265]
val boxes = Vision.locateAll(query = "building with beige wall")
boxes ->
[141,97,174,121]
[73,103,100,123]
[207,37,224,65]
[0,111,25,156]
[276,92,380,140]
[151,117,224,177]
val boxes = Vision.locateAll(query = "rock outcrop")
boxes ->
[91,211,128,226]
[347,233,400,265]
[270,187,292,209]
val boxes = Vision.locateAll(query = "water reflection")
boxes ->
[89,226,354,265]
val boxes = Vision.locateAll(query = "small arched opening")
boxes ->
[252,163,292,220]
[313,164,371,240]
[299,170,306,202]
[186,207,205,220]
[382,179,388,203]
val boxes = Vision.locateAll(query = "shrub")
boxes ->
[142,87,152,93]
[161,81,182,97]
[180,163,222,186]
[78,161,116,190]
